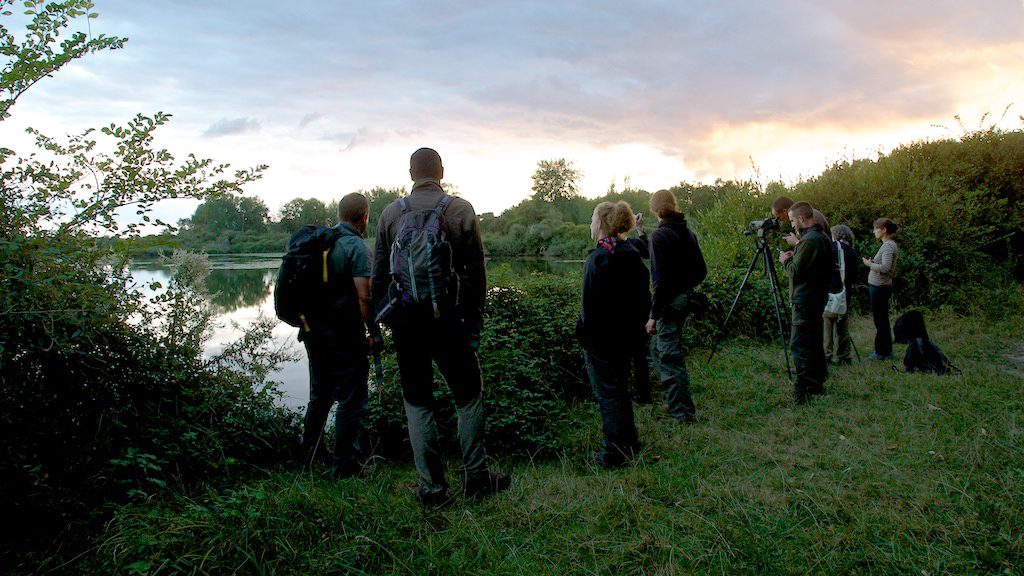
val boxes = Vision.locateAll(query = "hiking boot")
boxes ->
[414,482,451,508]
[463,470,512,497]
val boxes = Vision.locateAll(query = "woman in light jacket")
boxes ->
[862,217,899,360]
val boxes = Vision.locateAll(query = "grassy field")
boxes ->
[77,312,1023,575]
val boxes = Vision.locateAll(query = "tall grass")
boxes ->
[74,311,1024,575]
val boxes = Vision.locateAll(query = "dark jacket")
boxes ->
[784,223,834,307]
[648,212,707,320]
[626,233,649,258]
[829,240,859,296]
[371,179,486,327]
[307,221,371,346]
[577,239,651,357]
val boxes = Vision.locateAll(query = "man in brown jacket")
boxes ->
[372,148,509,506]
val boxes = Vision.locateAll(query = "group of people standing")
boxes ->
[292,147,902,503]
[770,197,900,402]
[576,190,706,467]
[297,148,507,507]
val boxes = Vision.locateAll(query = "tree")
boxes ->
[1,3,292,554]
[237,195,268,232]
[0,0,127,121]
[531,158,582,203]
[363,185,406,237]
[278,197,331,232]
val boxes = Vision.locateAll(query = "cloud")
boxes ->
[297,112,324,129]
[9,0,1021,216]
[202,117,262,138]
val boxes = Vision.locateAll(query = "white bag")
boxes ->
[824,241,847,317]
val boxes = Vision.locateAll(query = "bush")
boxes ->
[0,249,301,558]
[363,269,589,458]
[793,126,1024,306]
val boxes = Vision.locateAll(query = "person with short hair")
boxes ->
[644,189,707,423]
[779,201,834,402]
[772,195,831,247]
[371,148,509,505]
[577,201,650,467]
[824,224,859,365]
[302,192,376,478]
[862,217,900,360]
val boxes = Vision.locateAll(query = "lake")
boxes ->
[130,254,584,410]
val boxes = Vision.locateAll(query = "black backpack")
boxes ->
[274,225,342,334]
[377,195,457,323]
[893,310,956,375]
[904,338,954,375]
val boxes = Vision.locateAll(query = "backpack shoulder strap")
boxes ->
[434,194,453,216]
[398,198,410,213]
[836,241,845,282]
[321,227,345,284]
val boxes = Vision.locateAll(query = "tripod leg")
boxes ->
[763,245,793,380]
[708,246,762,364]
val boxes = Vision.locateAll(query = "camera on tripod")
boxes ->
[709,213,792,378]
[744,216,781,238]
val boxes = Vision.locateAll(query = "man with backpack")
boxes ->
[275,192,377,478]
[372,148,510,506]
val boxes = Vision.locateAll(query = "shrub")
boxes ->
[363,268,588,458]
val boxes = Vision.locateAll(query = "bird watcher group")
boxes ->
[274,147,902,507]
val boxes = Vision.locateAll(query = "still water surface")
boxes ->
[130,255,582,411]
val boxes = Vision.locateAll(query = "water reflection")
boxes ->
[207,269,274,313]
[128,255,573,411]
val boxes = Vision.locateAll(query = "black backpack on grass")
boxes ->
[893,310,956,375]
[274,225,341,336]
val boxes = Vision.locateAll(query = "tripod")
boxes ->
[708,230,792,379]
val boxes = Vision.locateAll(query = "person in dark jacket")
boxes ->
[644,190,707,423]
[780,201,834,402]
[577,201,650,468]
[823,224,859,365]
[371,148,509,506]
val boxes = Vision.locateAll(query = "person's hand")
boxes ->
[779,250,793,264]
[635,212,645,231]
[862,257,872,267]
[645,319,656,335]
[783,233,799,247]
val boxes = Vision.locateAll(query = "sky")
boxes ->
[2,0,1023,225]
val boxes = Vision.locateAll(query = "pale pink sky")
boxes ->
[2,0,1022,225]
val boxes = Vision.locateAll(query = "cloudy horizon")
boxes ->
[2,0,1022,225]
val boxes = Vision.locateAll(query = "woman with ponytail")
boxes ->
[576,201,650,468]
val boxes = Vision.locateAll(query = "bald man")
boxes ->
[372,148,510,506]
